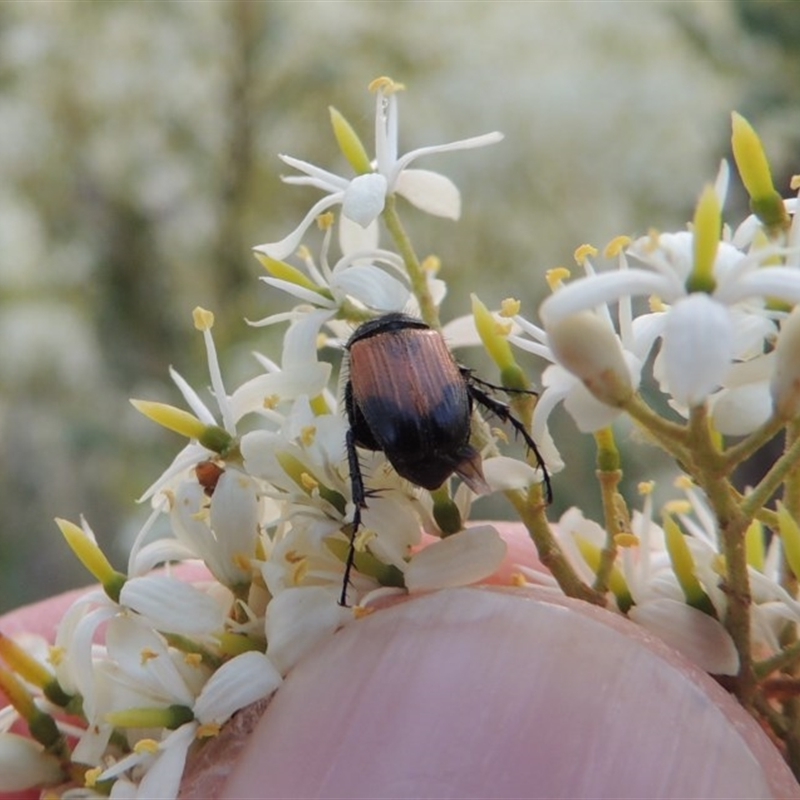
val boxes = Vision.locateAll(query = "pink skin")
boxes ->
[1,525,798,799]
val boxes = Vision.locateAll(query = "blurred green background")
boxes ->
[2,0,799,612]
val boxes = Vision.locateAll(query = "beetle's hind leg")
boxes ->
[460,368,539,398]
[341,427,368,606]
[466,381,553,504]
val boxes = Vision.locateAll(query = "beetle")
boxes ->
[340,312,550,604]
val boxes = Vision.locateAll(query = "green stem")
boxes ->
[382,195,440,328]
[777,422,800,776]
[507,486,605,606]
[741,428,800,519]
[687,405,755,706]
[593,428,624,595]
[621,394,693,464]
[755,640,800,680]
[718,414,786,474]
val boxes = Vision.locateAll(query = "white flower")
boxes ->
[540,231,800,407]
[98,650,281,800]
[510,255,643,471]
[255,79,503,260]
[253,221,411,317]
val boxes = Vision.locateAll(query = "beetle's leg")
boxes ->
[467,383,553,504]
[459,368,539,398]
[341,426,367,606]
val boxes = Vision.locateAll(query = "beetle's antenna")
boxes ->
[466,382,553,503]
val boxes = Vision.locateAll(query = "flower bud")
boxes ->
[329,106,371,175]
[731,112,789,232]
[545,312,633,407]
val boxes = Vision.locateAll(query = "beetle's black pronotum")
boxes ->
[341,312,550,605]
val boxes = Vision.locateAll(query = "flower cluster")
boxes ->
[5,81,800,794]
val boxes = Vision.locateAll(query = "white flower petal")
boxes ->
[209,469,260,583]
[662,294,734,406]
[405,525,506,593]
[231,364,332,421]
[72,720,114,767]
[341,173,387,227]
[540,269,674,327]
[194,652,281,724]
[629,598,739,676]
[109,777,139,799]
[362,496,421,568]
[339,215,379,254]
[254,193,344,260]
[331,264,410,311]
[772,305,800,419]
[105,617,195,706]
[279,154,349,192]
[562,376,625,433]
[258,277,337,308]
[168,367,216,426]
[709,383,772,436]
[131,723,195,800]
[61,604,116,718]
[394,168,461,220]
[482,456,541,491]
[390,131,504,180]
[120,575,226,636]
[266,586,352,675]
[0,733,63,791]
[129,540,198,577]
[716,266,800,307]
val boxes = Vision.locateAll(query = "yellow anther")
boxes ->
[300,472,319,492]
[637,481,655,496]
[573,244,598,266]
[546,267,571,291]
[47,646,65,667]
[196,722,221,739]
[291,559,309,586]
[368,76,405,94]
[500,298,521,318]
[301,426,317,447]
[84,767,103,787]
[133,738,160,755]
[140,648,160,666]
[233,552,252,572]
[614,533,640,548]
[492,426,509,444]
[354,528,377,552]
[184,653,203,668]
[494,318,512,337]
[421,255,441,274]
[285,549,303,564]
[316,212,335,231]
[193,307,215,331]
[604,235,632,258]
[663,500,692,515]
